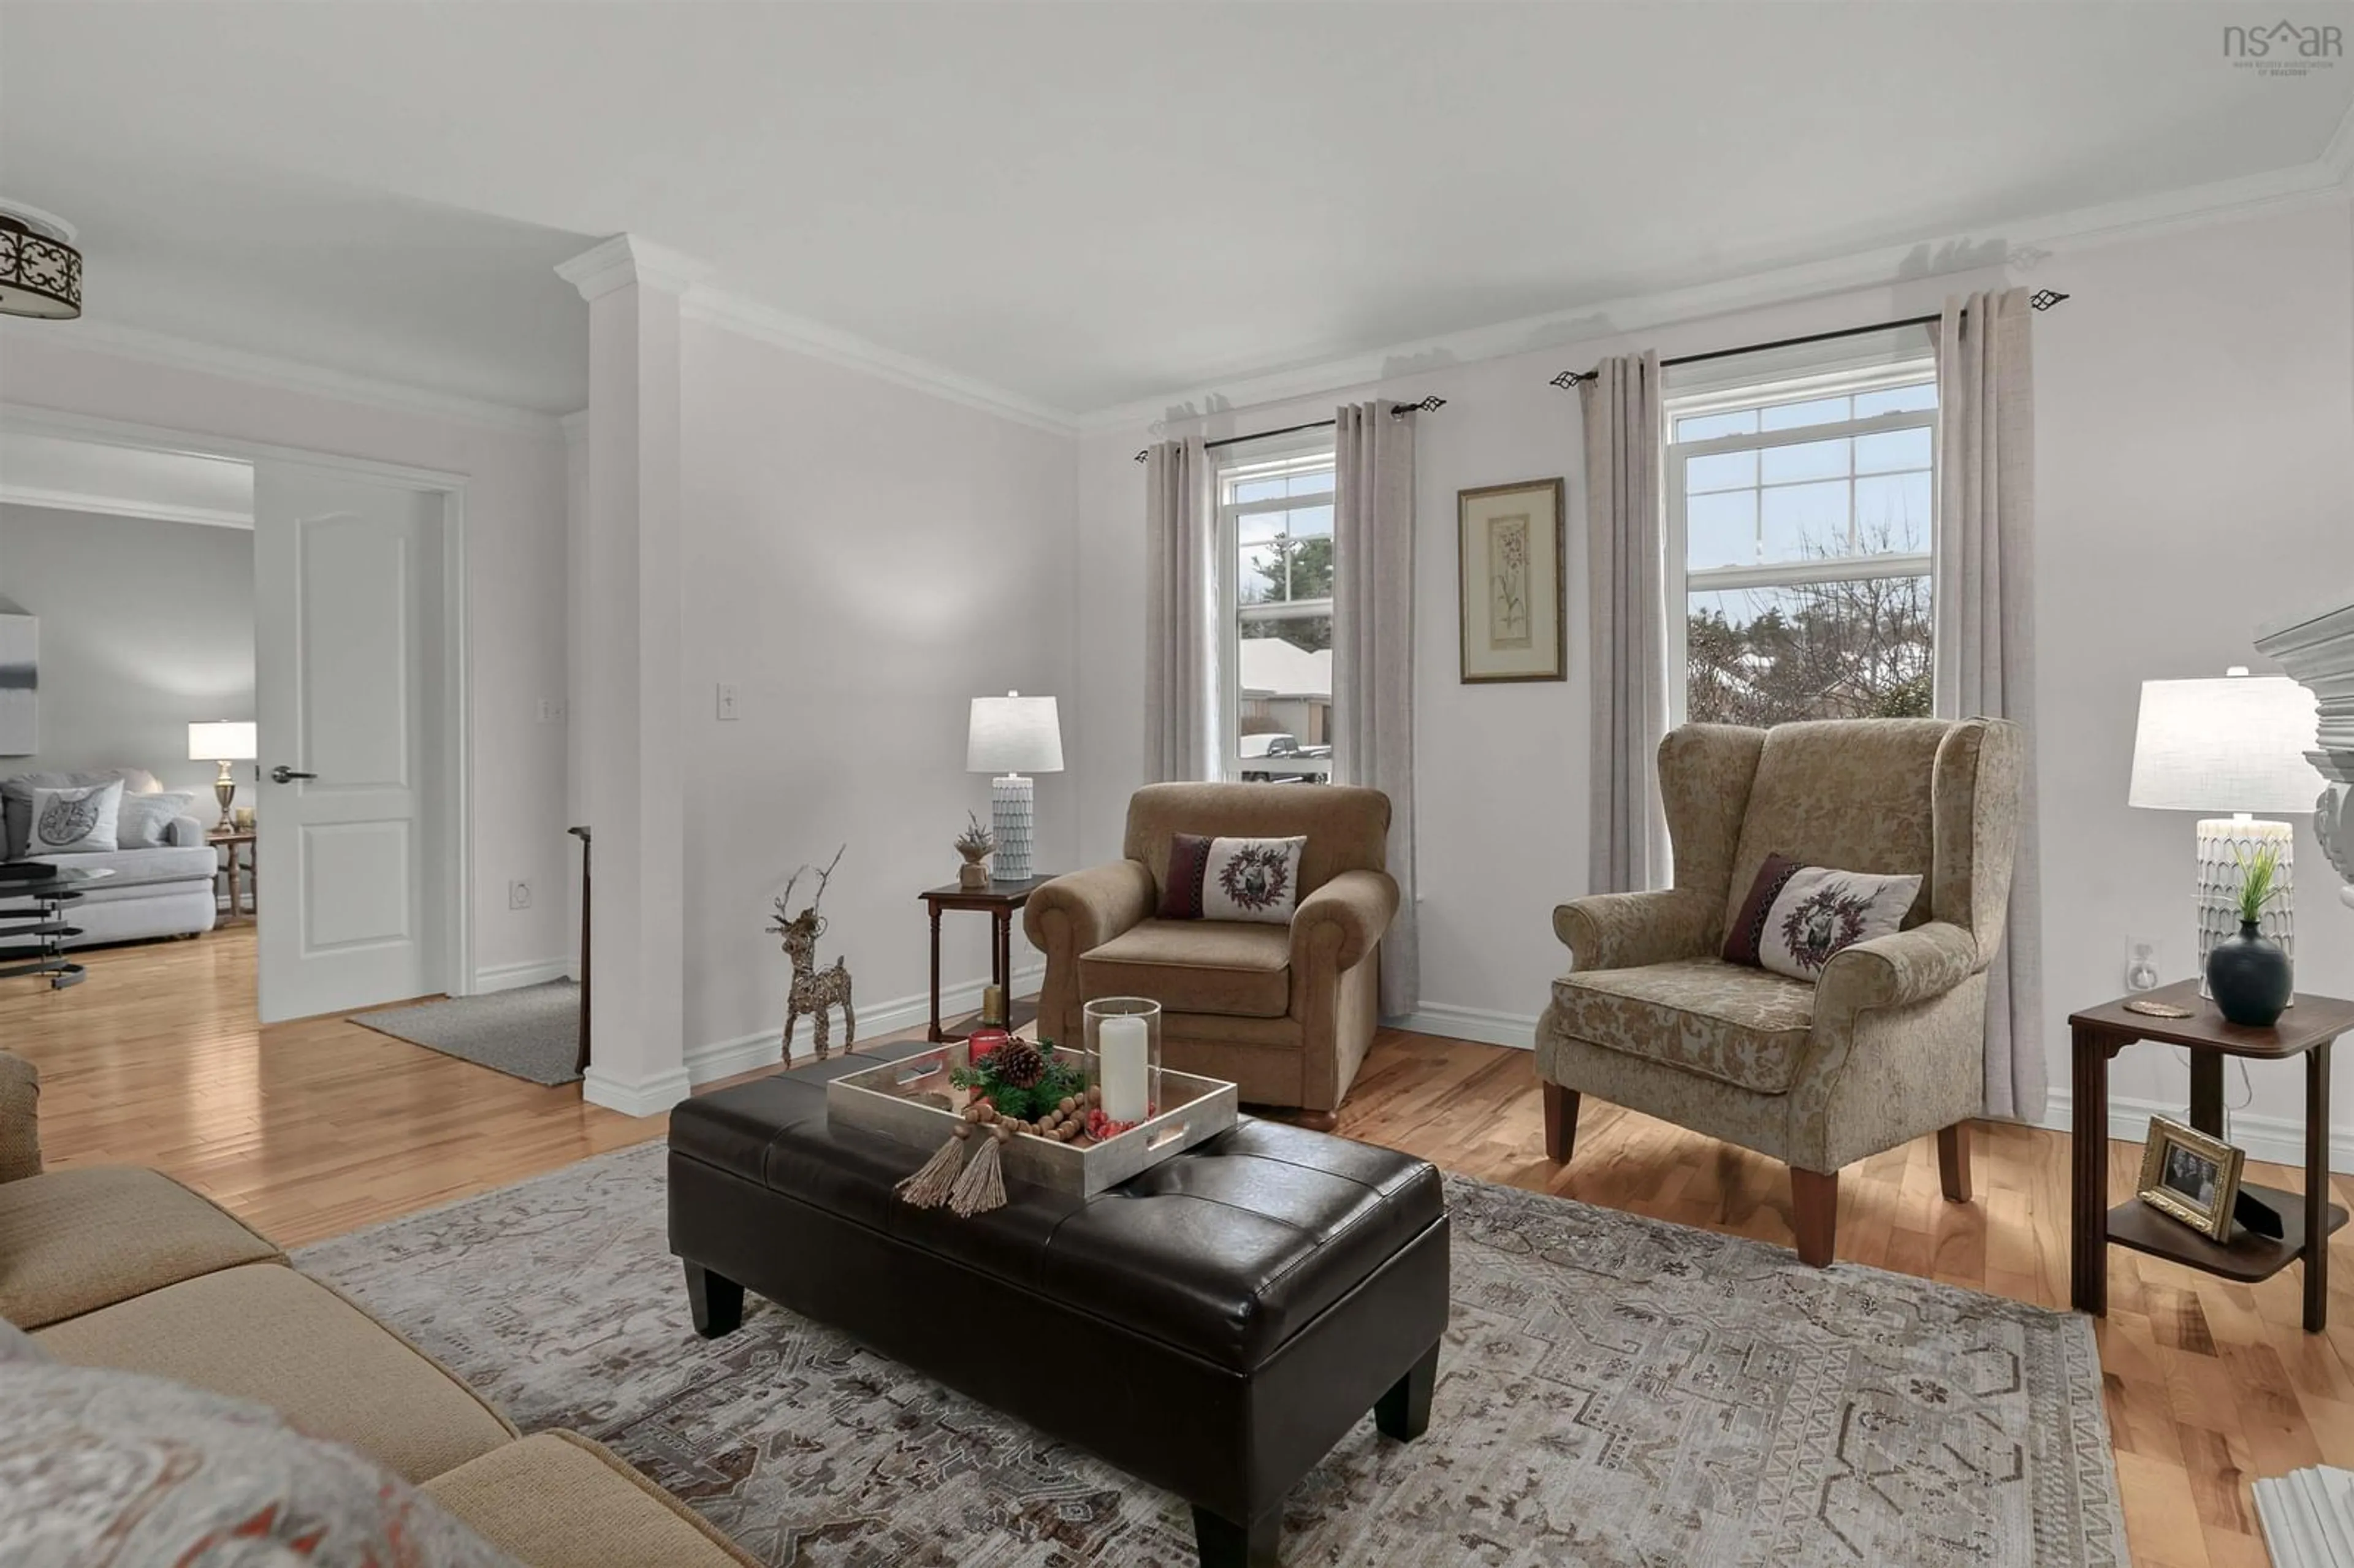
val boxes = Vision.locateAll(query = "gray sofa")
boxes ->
[3,768,219,946]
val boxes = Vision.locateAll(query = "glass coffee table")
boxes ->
[0,866,112,989]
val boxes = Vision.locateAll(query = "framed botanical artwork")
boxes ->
[1458,479,1565,683]
[2135,1115,2245,1242]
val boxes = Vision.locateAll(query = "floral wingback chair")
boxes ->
[1534,717,2024,1265]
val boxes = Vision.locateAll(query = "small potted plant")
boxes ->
[954,812,994,891]
[2206,842,2293,1027]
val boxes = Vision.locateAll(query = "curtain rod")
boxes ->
[1547,289,2070,390]
[1131,397,1446,463]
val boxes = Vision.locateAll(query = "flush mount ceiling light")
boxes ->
[0,201,82,319]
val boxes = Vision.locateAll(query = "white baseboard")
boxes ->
[2038,1087,2354,1177]
[582,1064,693,1117]
[1386,1001,1541,1051]
[472,958,573,994]
[682,964,1046,1086]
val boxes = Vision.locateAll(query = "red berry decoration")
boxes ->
[1084,1107,1138,1140]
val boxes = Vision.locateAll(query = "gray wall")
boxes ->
[0,503,254,797]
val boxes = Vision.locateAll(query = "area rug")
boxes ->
[349,982,580,1086]
[295,1142,2131,1567]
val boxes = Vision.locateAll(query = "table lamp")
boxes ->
[188,720,257,831]
[2128,669,2325,994]
[966,692,1062,881]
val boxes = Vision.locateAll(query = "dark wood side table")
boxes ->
[2071,979,2354,1331]
[207,828,257,923]
[916,875,1056,1042]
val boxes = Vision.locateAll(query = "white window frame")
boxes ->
[1214,435,1337,783]
[1664,359,1938,726]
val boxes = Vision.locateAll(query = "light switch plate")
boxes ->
[716,682,740,721]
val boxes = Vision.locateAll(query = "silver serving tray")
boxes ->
[827,1040,1238,1200]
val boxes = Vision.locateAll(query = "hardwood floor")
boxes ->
[9,928,2349,1567]
[1,929,664,1245]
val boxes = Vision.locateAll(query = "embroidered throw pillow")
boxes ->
[1160,834,1308,924]
[0,1361,524,1568]
[1723,853,1922,981]
[28,779,122,854]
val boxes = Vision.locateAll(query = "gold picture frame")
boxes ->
[1458,478,1566,683]
[2136,1116,2246,1242]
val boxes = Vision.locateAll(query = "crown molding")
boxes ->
[555,234,712,303]
[680,288,1080,436]
[1079,148,2354,434]
[0,481,251,530]
[555,233,1075,434]
[0,317,564,440]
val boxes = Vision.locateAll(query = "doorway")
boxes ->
[0,406,471,1022]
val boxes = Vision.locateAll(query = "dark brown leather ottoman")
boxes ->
[668,1049,1448,1567]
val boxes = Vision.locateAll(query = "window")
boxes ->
[1666,363,1937,728]
[1218,443,1336,782]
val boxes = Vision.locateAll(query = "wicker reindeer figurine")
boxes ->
[770,847,856,1064]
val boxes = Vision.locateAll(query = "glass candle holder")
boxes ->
[1083,996,1162,1126]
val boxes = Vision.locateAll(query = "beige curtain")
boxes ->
[1580,352,1670,894]
[1333,402,1418,1018]
[1935,289,2046,1123]
[1144,436,1216,782]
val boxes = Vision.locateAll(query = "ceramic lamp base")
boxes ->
[991,774,1035,881]
[2195,817,2294,1000]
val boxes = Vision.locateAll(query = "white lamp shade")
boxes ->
[2128,676,2324,813]
[188,720,257,762]
[966,692,1063,774]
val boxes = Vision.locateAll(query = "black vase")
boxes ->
[2207,918,2293,1027]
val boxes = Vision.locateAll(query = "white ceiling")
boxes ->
[4,2,2350,419]
[0,432,254,528]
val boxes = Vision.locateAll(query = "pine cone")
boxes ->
[989,1038,1045,1090]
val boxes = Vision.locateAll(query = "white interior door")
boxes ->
[254,464,446,1022]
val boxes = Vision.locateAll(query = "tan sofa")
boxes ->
[0,1051,750,1567]
[1025,782,1399,1119]
[1534,718,2023,1266]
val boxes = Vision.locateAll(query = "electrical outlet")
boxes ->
[716,682,740,721]
[509,880,533,911]
[2125,937,2161,992]
[536,698,565,723]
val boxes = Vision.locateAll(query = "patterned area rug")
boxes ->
[295,1142,2130,1567]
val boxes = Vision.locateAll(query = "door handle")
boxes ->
[269,765,316,784]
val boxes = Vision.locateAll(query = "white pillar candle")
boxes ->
[1099,1014,1150,1124]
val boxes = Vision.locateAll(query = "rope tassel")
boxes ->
[894,1128,967,1209]
[948,1127,1008,1216]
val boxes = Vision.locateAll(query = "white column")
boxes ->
[557,235,707,1114]
[2258,598,2354,909]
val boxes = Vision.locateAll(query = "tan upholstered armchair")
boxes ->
[1536,718,2024,1265]
[1026,783,1398,1122]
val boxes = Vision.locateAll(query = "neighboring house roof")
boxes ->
[1238,637,1332,699]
